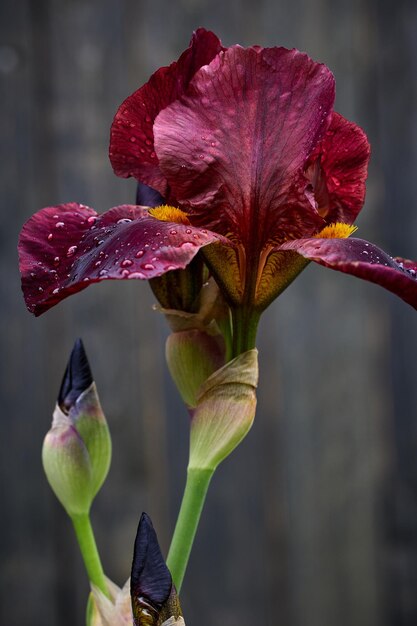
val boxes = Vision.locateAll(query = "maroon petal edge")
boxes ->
[280,237,417,310]
[109,28,223,194]
[18,203,224,316]
[305,112,371,224]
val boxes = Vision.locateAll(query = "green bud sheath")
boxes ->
[189,349,259,471]
[166,330,225,408]
[42,407,94,516]
[71,383,111,498]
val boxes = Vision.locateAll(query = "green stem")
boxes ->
[231,307,260,357]
[166,467,214,592]
[71,513,110,599]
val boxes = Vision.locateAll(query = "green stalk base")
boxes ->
[71,513,109,599]
[166,467,214,592]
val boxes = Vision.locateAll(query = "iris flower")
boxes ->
[19,28,417,351]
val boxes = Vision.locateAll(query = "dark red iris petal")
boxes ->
[109,28,223,195]
[280,237,417,310]
[305,112,371,223]
[154,45,335,250]
[18,203,223,316]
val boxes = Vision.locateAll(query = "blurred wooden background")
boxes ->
[1,0,417,624]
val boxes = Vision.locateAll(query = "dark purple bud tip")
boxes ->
[58,338,93,414]
[136,182,165,208]
[131,512,172,613]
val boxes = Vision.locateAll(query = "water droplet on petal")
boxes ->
[117,218,132,224]
[47,233,53,241]
[67,245,78,257]
[170,229,177,235]
[87,216,97,225]
[129,271,145,279]
[130,136,136,142]
[52,288,59,295]
[54,256,60,265]
[99,269,108,276]
[121,259,133,268]
[38,287,43,292]
[143,263,154,270]
[135,250,144,258]
[186,228,192,234]
[55,221,65,228]
[121,269,130,277]
[95,261,102,267]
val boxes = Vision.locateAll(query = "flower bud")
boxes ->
[166,330,225,408]
[189,349,258,471]
[131,513,183,626]
[42,339,111,516]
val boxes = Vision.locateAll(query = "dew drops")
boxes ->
[143,263,154,270]
[67,245,78,257]
[117,218,132,224]
[121,259,133,268]
[55,221,65,228]
[52,288,59,295]
[135,250,144,258]
[151,256,157,262]
[30,272,35,277]
[166,265,176,271]
[87,216,97,225]
[199,154,204,159]
[54,256,60,265]
[47,233,53,241]
[169,229,177,235]
[38,287,43,292]
[121,269,130,277]
[130,136,136,142]
[129,271,145,279]
[94,261,102,267]
[99,269,108,276]
[186,228,192,234]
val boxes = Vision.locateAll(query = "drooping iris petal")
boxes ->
[109,28,223,195]
[305,112,371,223]
[280,237,417,310]
[18,203,223,316]
[154,45,335,251]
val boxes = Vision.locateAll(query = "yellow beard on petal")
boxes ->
[316,222,358,239]
[148,205,190,225]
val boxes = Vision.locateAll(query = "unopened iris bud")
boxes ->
[42,339,111,516]
[189,349,258,471]
[131,513,183,626]
[166,330,225,408]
